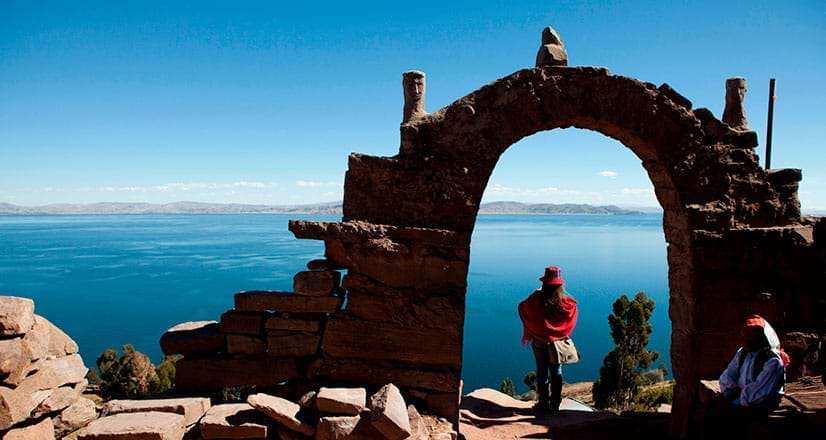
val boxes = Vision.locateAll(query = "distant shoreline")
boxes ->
[0,201,658,216]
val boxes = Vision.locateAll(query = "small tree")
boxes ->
[592,291,659,410]
[499,377,516,397]
[96,345,179,399]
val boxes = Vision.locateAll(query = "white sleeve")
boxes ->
[740,356,783,407]
[719,348,742,392]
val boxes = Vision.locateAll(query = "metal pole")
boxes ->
[765,78,776,170]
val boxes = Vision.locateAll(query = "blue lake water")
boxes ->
[0,214,669,393]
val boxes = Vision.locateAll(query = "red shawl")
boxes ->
[518,290,578,345]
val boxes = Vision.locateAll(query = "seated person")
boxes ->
[718,314,790,414]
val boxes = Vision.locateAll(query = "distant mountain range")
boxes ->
[0,201,342,215]
[478,201,644,215]
[0,201,650,215]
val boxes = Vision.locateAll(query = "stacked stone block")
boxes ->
[162,263,345,391]
[0,296,96,439]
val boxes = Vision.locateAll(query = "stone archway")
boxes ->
[168,29,819,439]
[287,58,815,436]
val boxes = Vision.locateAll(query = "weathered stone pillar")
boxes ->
[723,77,749,130]
[402,70,426,123]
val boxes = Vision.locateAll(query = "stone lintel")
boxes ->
[289,220,470,249]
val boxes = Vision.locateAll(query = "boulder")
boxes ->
[3,416,55,440]
[0,338,24,377]
[0,296,35,336]
[226,335,267,355]
[246,393,314,436]
[267,332,320,357]
[41,315,80,356]
[219,311,265,335]
[316,388,366,416]
[159,321,225,357]
[32,379,87,418]
[316,414,384,440]
[369,384,411,440]
[19,315,80,360]
[0,386,38,430]
[15,354,88,394]
[103,397,211,426]
[54,397,98,436]
[406,405,428,440]
[315,415,359,440]
[78,411,185,440]
[297,391,316,410]
[293,271,341,297]
[200,403,270,439]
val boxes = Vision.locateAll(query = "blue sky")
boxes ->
[1,1,824,209]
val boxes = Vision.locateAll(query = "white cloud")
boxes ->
[621,188,655,195]
[96,182,277,193]
[597,170,618,178]
[485,182,603,203]
[295,180,341,188]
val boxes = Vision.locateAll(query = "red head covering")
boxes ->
[743,314,790,366]
[540,266,565,286]
[518,289,578,345]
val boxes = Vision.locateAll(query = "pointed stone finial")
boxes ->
[536,26,568,67]
[402,70,426,123]
[723,77,749,130]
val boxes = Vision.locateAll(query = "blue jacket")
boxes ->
[719,348,785,408]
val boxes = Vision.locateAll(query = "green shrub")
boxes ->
[499,377,516,397]
[629,382,674,411]
[523,371,537,391]
[95,345,180,399]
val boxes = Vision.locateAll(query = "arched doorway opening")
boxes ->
[462,128,672,400]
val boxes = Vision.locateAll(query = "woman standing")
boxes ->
[518,266,578,413]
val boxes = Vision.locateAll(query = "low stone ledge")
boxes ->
[175,357,299,391]
[103,397,211,426]
[79,411,185,440]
